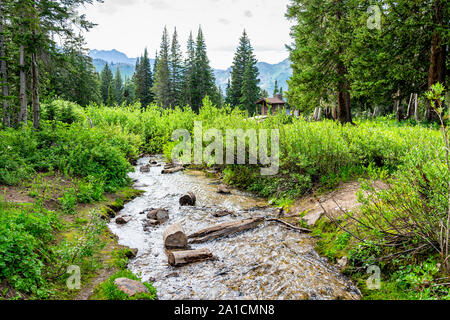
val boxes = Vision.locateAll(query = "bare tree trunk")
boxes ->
[426,0,446,122]
[0,0,10,127]
[405,94,414,120]
[31,52,39,129]
[19,45,27,124]
[414,94,420,122]
[337,77,353,124]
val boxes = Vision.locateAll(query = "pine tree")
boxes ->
[100,63,114,105]
[273,80,279,96]
[123,78,135,105]
[225,79,232,105]
[153,27,171,107]
[169,27,183,107]
[229,30,259,109]
[191,26,216,112]
[114,67,123,105]
[240,58,260,114]
[182,32,196,107]
[134,48,153,107]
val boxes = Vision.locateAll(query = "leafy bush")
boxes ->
[0,202,59,296]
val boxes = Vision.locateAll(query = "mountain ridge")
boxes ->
[89,49,292,95]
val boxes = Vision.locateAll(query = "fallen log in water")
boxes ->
[168,249,214,267]
[163,223,188,249]
[188,217,265,244]
[162,166,184,174]
[179,192,196,206]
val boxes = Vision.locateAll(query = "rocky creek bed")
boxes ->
[108,156,361,300]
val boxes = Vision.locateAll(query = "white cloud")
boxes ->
[79,0,292,69]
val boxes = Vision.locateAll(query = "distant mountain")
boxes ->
[89,49,292,94]
[214,59,292,95]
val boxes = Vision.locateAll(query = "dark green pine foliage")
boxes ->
[240,56,260,114]
[122,78,135,105]
[273,80,279,95]
[153,27,171,107]
[286,0,354,124]
[181,32,196,107]
[169,27,183,107]
[225,79,232,105]
[114,67,123,105]
[230,30,260,110]
[100,63,114,105]
[134,48,154,108]
[191,27,216,113]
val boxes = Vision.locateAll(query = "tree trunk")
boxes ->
[405,94,414,120]
[163,223,188,249]
[414,94,420,122]
[168,249,213,267]
[19,45,27,124]
[0,0,10,127]
[188,217,265,244]
[426,0,446,122]
[335,0,353,125]
[31,52,39,129]
[337,78,353,124]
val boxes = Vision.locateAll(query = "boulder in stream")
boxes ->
[146,209,170,224]
[116,215,132,225]
[140,164,151,173]
[212,209,233,218]
[179,192,196,206]
[217,184,231,195]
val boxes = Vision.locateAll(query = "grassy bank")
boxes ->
[1,98,448,299]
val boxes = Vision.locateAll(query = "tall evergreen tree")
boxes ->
[114,67,123,105]
[191,26,216,112]
[100,63,114,105]
[153,27,171,107]
[241,57,260,114]
[230,30,259,109]
[182,32,196,107]
[134,48,153,107]
[273,80,279,96]
[169,27,183,107]
[286,0,354,124]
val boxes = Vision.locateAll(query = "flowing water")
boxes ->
[108,156,361,300]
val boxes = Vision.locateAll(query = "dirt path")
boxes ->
[289,181,386,227]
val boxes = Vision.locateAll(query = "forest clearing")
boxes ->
[0,0,449,304]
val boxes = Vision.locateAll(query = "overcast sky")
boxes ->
[78,0,292,69]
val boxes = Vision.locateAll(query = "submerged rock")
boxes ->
[146,209,170,224]
[217,184,231,195]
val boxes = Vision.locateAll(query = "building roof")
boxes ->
[255,97,286,105]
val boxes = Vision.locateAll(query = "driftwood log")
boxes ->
[162,166,184,174]
[168,249,214,267]
[188,217,265,244]
[163,223,188,249]
[179,192,196,206]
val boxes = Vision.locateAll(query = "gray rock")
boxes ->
[116,216,132,225]
[217,184,231,194]
[113,278,149,297]
[302,210,325,227]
